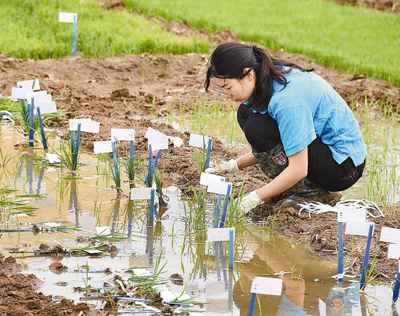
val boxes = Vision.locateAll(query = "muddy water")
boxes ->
[0,123,399,315]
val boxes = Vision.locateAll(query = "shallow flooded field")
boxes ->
[1,121,399,316]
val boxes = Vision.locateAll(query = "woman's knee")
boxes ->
[243,114,281,152]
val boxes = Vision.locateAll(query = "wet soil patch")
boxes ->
[0,256,89,316]
[1,53,399,281]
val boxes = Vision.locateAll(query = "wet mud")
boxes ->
[1,44,400,312]
[0,256,89,316]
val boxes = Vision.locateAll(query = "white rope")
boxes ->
[298,199,384,219]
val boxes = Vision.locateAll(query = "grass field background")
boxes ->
[0,0,209,59]
[125,0,400,86]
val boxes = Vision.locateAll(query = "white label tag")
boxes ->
[36,101,57,114]
[337,208,367,223]
[59,12,77,23]
[145,127,164,139]
[17,79,40,91]
[200,172,225,186]
[93,141,112,154]
[11,87,31,100]
[31,90,51,102]
[148,137,169,150]
[130,187,152,200]
[318,298,327,316]
[207,228,234,242]
[380,227,400,244]
[250,277,282,296]
[111,128,135,141]
[388,244,400,259]
[345,222,374,237]
[45,153,61,164]
[96,226,111,236]
[189,133,210,148]
[207,180,231,195]
[69,118,100,133]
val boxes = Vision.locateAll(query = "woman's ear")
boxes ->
[243,68,256,83]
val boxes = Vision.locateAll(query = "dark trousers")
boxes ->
[237,103,365,192]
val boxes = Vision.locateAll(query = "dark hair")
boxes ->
[205,42,312,111]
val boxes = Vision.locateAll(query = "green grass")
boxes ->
[125,0,400,86]
[0,0,209,59]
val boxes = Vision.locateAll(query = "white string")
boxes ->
[298,199,384,218]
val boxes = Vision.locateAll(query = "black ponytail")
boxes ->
[205,42,311,111]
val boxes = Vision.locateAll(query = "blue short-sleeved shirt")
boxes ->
[244,68,367,166]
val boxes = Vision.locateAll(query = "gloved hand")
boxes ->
[237,190,263,214]
[205,159,239,174]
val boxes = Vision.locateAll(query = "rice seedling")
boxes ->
[127,0,400,86]
[59,123,81,175]
[154,170,168,209]
[128,252,167,295]
[111,141,122,192]
[0,0,210,59]
[0,148,13,170]
[125,140,139,189]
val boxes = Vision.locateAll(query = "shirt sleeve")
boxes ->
[274,105,316,156]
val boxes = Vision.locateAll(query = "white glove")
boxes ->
[238,191,263,214]
[205,159,239,174]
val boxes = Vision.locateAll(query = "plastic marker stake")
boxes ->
[111,128,135,141]
[111,141,121,191]
[58,12,78,56]
[214,195,222,228]
[93,141,112,154]
[149,188,156,218]
[359,224,374,290]
[203,137,213,171]
[338,222,344,280]
[393,272,400,303]
[200,172,225,186]
[36,107,48,151]
[28,102,35,147]
[17,79,40,91]
[207,228,235,270]
[388,244,400,259]
[188,133,210,149]
[130,187,152,200]
[247,277,283,316]
[129,140,135,161]
[380,227,400,244]
[345,222,374,237]
[228,228,234,270]
[219,184,232,228]
[337,208,367,223]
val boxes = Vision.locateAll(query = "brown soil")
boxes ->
[0,256,89,316]
[1,48,399,280]
[331,0,400,12]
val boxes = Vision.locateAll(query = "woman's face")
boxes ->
[214,69,255,102]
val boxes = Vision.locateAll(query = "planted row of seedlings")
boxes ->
[4,78,400,314]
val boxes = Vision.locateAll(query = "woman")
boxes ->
[205,42,366,214]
